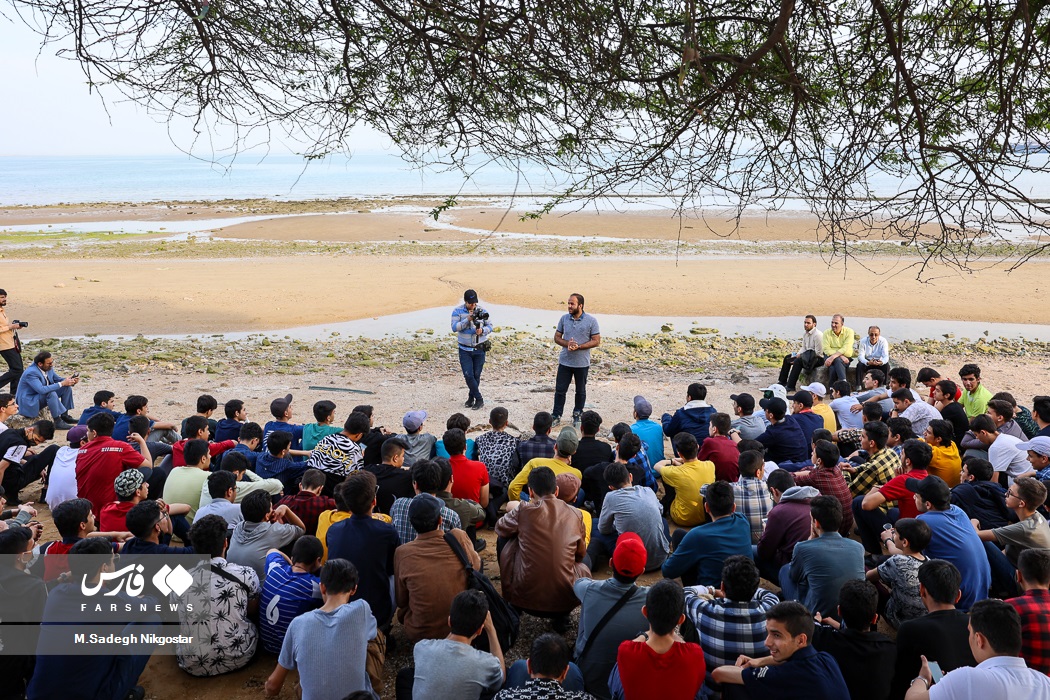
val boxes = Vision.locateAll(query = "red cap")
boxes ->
[611,532,648,578]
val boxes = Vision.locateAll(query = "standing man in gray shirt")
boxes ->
[552,293,601,428]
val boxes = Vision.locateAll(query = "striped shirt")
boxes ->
[307,433,363,476]
[259,552,322,654]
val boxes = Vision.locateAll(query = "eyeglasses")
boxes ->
[1007,490,1020,499]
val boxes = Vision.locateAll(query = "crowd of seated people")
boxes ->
[2,337,1050,700]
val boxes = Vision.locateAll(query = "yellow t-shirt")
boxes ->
[927,443,963,488]
[812,403,836,432]
[659,459,716,527]
[508,458,583,501]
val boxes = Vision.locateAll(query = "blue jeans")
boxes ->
[553,364,589,419]
[506,659,584,691]
[458,347,486,403]
[824,356,852,385]
[985,541,1022,598]
[778,563,801,603]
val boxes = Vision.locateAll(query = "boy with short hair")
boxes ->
[227,489,306,582]
[265,559,379,700]
[258,430,307,495]
[77,390,121,426]
[171,414,235,467]
[181,394,218,441]
[194,470,244,528]
[263,394,307,461]
[215,398,247,442]
[608,579,705,700]
[278,468,336,536]
[302,400,342,451]
[867,517,932,628]
[231,421,263,469]
[162,439,213,521]
[259,535,323,654]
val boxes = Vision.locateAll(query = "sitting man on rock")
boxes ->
[14,351,78,429]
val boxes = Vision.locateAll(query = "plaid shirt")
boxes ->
[277,491,336,536]
[685,586,779,669]
[627,443,659,490]
[1008,589,1050,675]
[836,427,862,445]
[515,434,556,471]
[732,477,772,544]
[389,494,462,545]
[793,466,855,535]
[849,447,900,497]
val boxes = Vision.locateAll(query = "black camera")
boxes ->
[472,309,490,322]
[11,320,27,329]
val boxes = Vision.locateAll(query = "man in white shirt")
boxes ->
[892,390,943,436]
[906,598,1050,700]
[970,415,1030,486]
[856,326,890,391]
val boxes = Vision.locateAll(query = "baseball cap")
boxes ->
[611,532,648,578]
[788,391,814,408]
[730,393,756,413]
[759,397,787,415]
[113,469,145,498]
[906,475,951,504]
[270,394,293,419]
[67,424,89,446]
[403,410,428,432]
[464,289,479,303]
[556,426,580,455]
[1018,436,1050,457]
[556,473,581,503]
[633,395,653,419]
[801,382,827,397]
[408,493,443,522]
[760,384,788,402]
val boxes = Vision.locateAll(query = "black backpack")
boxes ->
[443,532,520,653]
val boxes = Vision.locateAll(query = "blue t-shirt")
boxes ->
[215,418,244,442]
[435,438,477,460]
[919,505,991,610]
[260,552,322,654]
[77,405,121,426]
[556,312,600,368]
[631,419,665,462]
[231,442,260,469]
[662,512,753,586]
[264,420,305,461]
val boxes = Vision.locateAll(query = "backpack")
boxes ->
[443,532,520,653]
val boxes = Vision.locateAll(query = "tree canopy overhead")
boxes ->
[9,0,1050,273]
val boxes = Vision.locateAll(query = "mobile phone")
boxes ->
[928,661,944,684]
[71,372,80,379]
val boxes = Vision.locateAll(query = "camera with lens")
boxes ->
[11,320,27,329]
[471,309,490,323]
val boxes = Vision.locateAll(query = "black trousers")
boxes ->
[553,364,589,418]
[0,348,23,394]
[3,444,59,504]
[777,349,821,390]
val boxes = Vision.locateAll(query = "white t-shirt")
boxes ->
[45,446,79,510]
[989,433,1031,483]
[830,396,863,430]
[930,656,1050,700]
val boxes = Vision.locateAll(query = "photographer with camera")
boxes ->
[0,290,26,396]
[15,351,79,430]
[451,289,493,410]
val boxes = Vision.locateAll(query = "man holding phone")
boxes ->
[14,351,79,429]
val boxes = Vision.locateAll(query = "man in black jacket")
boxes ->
[950,457,1012,529]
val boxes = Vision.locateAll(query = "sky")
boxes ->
[0,11,384,157]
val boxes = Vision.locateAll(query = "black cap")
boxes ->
[730,393,755,413]
[408,493,444,522]
[464,289,479,303]
[759,397,787,414]
[788,391,814,408]
[906,475,951,505]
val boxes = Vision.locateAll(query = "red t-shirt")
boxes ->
[877,469,928,519]
[698,435,741,482]
[616,639,706,700]
[449,454,489,503]
[172,439,235,467]
[75,437,146,516]
[99,500,135,532]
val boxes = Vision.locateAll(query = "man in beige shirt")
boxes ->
[0,290,25,395]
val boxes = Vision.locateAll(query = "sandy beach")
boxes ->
[4,196,1050,699]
